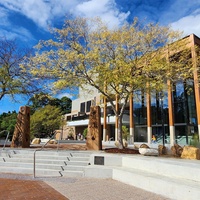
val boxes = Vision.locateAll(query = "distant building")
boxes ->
[65,34,200,147]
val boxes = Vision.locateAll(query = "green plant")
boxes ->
[83,128,88,139]
[190,133,200,148]
[122,125,129,140]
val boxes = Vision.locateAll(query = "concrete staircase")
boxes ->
[1,148,200,199]
[86,153,200,200]
[0,149,92,177]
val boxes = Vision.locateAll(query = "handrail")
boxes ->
[33,131,58,178]
[0,130,10,150]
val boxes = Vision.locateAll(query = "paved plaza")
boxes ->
[0,173,170,200]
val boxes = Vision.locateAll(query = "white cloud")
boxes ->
[0,0,85,28]
[0,7,10,26]
[0,27,34,42]
[171,11,200,37]
[1,0,129,29]
[74,0,130,28]
[1,0,51,28]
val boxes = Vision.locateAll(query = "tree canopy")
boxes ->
[27,92,72,114]
[30,105,63,139]
[0,38,42,101]
[25,17,195,148]
[0,111,17,140]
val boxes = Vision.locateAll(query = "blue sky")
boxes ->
[0,0,200,114]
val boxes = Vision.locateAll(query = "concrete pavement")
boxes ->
[0,173,170,200]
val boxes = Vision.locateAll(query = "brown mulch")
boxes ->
[34,144,140,154]
[2,144,140,154]
[104,148,140,154]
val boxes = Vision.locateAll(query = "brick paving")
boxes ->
[0,174,170,200]
[0,177,68,200]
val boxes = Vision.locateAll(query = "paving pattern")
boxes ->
[0,173,171,200]
[0,177,67,200]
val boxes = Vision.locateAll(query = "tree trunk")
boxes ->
[117,114,124,149]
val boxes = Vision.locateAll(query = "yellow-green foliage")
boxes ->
[30,105,63,139]
[26,17,193,98]
[122,125,129,140]
[24,17,197,147]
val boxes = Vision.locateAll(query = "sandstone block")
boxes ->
[31,138,41,144]
[139,148,158,156]
[171,144,183,157]
[48,139,58,144]
[158,145,167,155]
[140,144,150,148]
[181,146,200,160]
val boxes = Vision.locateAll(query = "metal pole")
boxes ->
[33,150,36,178]
[3,131,10,150]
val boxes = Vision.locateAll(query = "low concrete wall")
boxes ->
[84,153,123,179]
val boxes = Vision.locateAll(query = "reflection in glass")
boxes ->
[173,80,197,145]
[133,90,147,142]
[133,90,147,125]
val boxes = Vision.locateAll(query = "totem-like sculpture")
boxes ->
[86,106,102,150]
[11,106,30,148]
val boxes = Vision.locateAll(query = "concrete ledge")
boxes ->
[122,156,200,182]
[89,153,123,166]
[112,167,200,200]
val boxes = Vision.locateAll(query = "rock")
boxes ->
[139,148,158,156]
[31,138,41,144]
[181,146,200,160]
[48,139,58,144]
[123,139,128,148]
[140,144,150,148]
[134,144,140,149]
[171,144,183,157]
[115,140,128,148]
[158,145,167,155]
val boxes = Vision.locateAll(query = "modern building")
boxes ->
[65,34,200,147]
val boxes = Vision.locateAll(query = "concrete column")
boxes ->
[147,127,152,145]
[146,89,152,145]
[170,126,176,145]
[129,94,134,144]
[103,96,107,142]
[115,94,119,141]
[167,80,175,147]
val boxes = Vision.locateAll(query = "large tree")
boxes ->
[27,92,72,114]
[0,111,17,140]
[0,38,42,101]
[30,105,63,139]
[26,17,194,148]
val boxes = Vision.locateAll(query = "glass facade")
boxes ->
[173,80,197,145]
[132,80,197,145]
[133,90,147,142]
[151,91,169,144]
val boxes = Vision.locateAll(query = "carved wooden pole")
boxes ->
[86,106,102,150]
[11,106,30,148]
